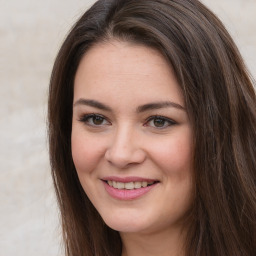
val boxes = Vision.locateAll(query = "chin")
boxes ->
[100,209,158,234]
[99,210,143,232]
[106,221,147,233]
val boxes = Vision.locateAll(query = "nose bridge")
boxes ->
[105,123,145,168]
[113,123,133,150]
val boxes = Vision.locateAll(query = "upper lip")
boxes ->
[101,176,159,183]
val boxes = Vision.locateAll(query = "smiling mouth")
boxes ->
[105,180,158,190]
[102,178,159,200]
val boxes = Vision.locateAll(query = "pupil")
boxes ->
[154,118,165,127]
[93,116,103,125]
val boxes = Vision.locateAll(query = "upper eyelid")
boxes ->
[78,113,111,124]
[145,115,176,123]
[79,113,107,119]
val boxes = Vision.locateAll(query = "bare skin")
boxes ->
[72,40,194,256]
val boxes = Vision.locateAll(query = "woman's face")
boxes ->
[72,41,194,235]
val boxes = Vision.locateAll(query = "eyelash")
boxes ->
[145,115,176,129]
[78,114,176,129]
[78,114,111,127]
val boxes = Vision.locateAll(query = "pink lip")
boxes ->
[102,176,157,183]
[102,178,159,200]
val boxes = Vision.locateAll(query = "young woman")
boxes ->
[48,0,256,255]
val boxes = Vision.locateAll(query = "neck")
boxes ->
[120,226,186,256]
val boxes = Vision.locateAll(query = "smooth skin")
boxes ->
[72,40,194,256]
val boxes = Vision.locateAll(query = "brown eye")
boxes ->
[79,114,110,127]
[153,118,166,127]
[92,116,104,125]
[145,116,176,129]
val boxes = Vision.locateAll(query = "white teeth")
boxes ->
[117,182,125,189]
[107,181,155,189]
[134,181,141,189]
[142,181,147,188]
[125,182,134,190]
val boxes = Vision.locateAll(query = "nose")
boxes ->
[105,126,146,169]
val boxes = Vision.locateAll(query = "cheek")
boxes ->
[149,130,193,176]
[71,131,106,174]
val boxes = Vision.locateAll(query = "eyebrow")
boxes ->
[73,99,112,111]
[136,101,185,112]
[73,98,185,112]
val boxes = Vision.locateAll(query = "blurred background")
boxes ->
[0,0,255,255]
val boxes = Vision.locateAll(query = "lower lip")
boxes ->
[103,181,158,200]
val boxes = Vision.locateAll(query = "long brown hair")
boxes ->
[48,0,256,255]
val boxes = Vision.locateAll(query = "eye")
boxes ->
[145,115,176,129]
[78,114,111,127]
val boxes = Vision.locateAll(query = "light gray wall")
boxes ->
[0,0,255,255]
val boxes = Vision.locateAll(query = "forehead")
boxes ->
[73,40,184,107]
